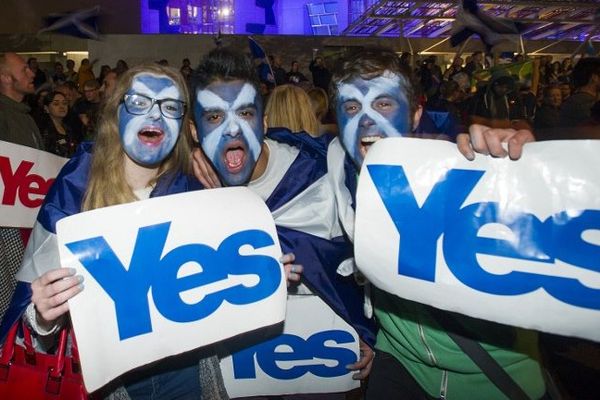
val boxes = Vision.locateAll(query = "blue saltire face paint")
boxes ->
[118,73,184,166]
[335,71,411,168]
[194,80,264,186]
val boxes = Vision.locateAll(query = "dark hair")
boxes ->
[330,47,417,116]
[42,91,67,107]
[543,84,561,97]
[572,57,600,89]
[439,80,459,99]
[191,47,261,99]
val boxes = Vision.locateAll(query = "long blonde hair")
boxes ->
[265,84,319,136]
[82,64,192,211]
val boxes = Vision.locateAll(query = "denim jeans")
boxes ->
[125,362,202,400]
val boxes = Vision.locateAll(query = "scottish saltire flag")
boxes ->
[262,129,376,346]
[215,130,374,396]
[38,6,102,40]
[450,0,525,50]
[248,37,267,59]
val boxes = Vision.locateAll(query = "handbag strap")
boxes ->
[430,309,530,400]
[49,327,68,378]
[0,321,18,365]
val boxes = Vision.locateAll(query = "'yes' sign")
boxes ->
[0,140,67,227]
[57,187,286,392]
[355,138,600,342]
[220,295,360,397]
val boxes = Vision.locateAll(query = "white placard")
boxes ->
[220,294,360,397]
[57,187,286,392]
[355,138,600,342]
[0,140,67,227]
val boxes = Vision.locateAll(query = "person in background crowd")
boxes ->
[269,54,287,85]
[181,57,192,70]
[0,52,43,326]
[559,57,600,127]
[115,59,129,75]
[73,79,102,139]
[424,79,465,141]
[561,57,573,83]
[51,62,67,86]
[55,80,84,141]
[307,86,338,136]
[463,51,484,77]
[76,58,96,89]
[265,84,320,137]
[286,60,308,85]
[399,52,412,69]
[38,91,79,157]
[443,56,463,81]
[309,52,332,93]
[97,64,111,86]
[469,69,530,130]
[179,63,191,80]
[100,69,119,99]
[27,57,47,90]
[534,85,562,133]
[547,61,562,85]
[559,82,572,101]
[64,59,77,82]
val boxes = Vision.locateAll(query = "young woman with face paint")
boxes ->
[326,48,545,400]
[5,64,230,399]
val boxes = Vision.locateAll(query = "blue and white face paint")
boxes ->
[335,71,411,167]
[118,73,184,166]
[194,80,264,186]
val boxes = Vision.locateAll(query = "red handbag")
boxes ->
[0,320,88,399]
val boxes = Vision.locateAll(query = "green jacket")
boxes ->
[0,93,43,149]
[374,289,546,399]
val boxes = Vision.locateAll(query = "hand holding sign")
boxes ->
[30,267,83,329]
[57,187,286,392]
[355,138,600,342]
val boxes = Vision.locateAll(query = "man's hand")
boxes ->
[281,253,303,286]
[192,147,222,188]
[347,339,375,380]
[457,123,535,161]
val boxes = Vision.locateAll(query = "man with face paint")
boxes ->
[190,47,378,392]
[194,78,265,186]
[2,64,230,400]
[326,48,547,400]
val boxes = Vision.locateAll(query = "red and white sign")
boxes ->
[0,140,67,228]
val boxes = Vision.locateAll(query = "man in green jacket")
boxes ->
[327,47,547,400]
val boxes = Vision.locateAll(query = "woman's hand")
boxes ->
[31,268,83,328]
[347,339,375,380]
[281,253,303,286]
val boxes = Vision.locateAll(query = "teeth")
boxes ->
[361,136,382,144]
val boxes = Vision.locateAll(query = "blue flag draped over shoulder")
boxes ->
[266,128,377,346]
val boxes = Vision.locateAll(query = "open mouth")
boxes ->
[223,140,247,173]
[359,135,383,159]
[137,127,165,147]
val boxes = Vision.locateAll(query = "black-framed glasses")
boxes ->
[121,93,186,119]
